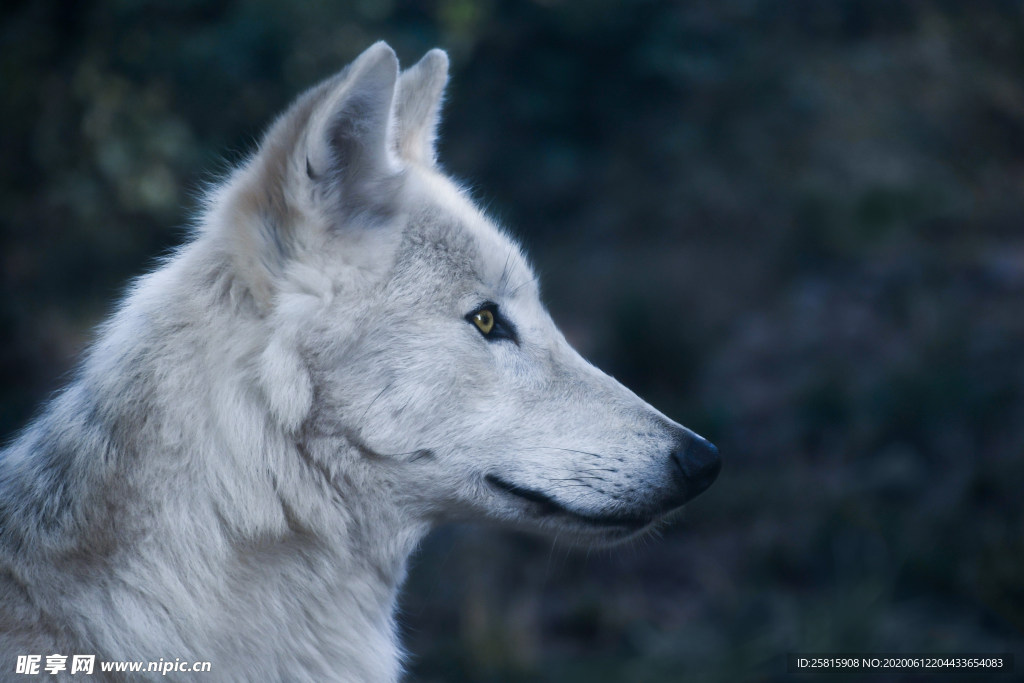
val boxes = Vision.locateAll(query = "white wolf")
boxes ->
[0,43,720,682]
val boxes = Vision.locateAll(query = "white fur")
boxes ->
[0,43,713,682]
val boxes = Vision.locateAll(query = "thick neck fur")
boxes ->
[0,242,424,683]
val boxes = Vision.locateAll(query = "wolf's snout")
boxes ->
[672,435,721,504]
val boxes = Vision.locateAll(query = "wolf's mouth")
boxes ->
[485,474,653,530]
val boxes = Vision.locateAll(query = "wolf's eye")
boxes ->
[471,310,495,334]
[465,303,518,344]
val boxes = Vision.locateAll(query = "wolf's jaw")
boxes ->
[484,473,656,532]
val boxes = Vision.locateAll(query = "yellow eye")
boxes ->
[472,309,495,335]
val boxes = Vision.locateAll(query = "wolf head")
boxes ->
[208,42,719,545]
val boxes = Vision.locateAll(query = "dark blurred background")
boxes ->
[2,0,1023,680]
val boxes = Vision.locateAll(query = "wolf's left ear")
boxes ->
[210,42,403,309]
[394,49,449,165]
[303,41,402,209]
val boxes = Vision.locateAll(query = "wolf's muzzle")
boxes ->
[672,434,721,504]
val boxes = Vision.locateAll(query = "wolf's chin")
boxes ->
[485,473,667,539]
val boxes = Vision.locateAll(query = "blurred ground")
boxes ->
[2,1,1023,681]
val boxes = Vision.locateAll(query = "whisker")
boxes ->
[542,483,594,490]
[558,543,572,575]
[417,535,460,617]
[520,445,610,459]
[358,381,393,425]
[506,276,534,298]
[545,532,560,581]
[498,247,513,293]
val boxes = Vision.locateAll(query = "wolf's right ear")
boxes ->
[394,49,449,165]
[209,41,402,309]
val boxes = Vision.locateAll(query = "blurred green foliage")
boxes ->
[2,0,1024,681]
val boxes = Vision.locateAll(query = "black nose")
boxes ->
[672,435,721,504]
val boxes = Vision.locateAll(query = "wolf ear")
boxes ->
[211,41,402,309]
[394,49,449,165]
[303,41,401,204]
